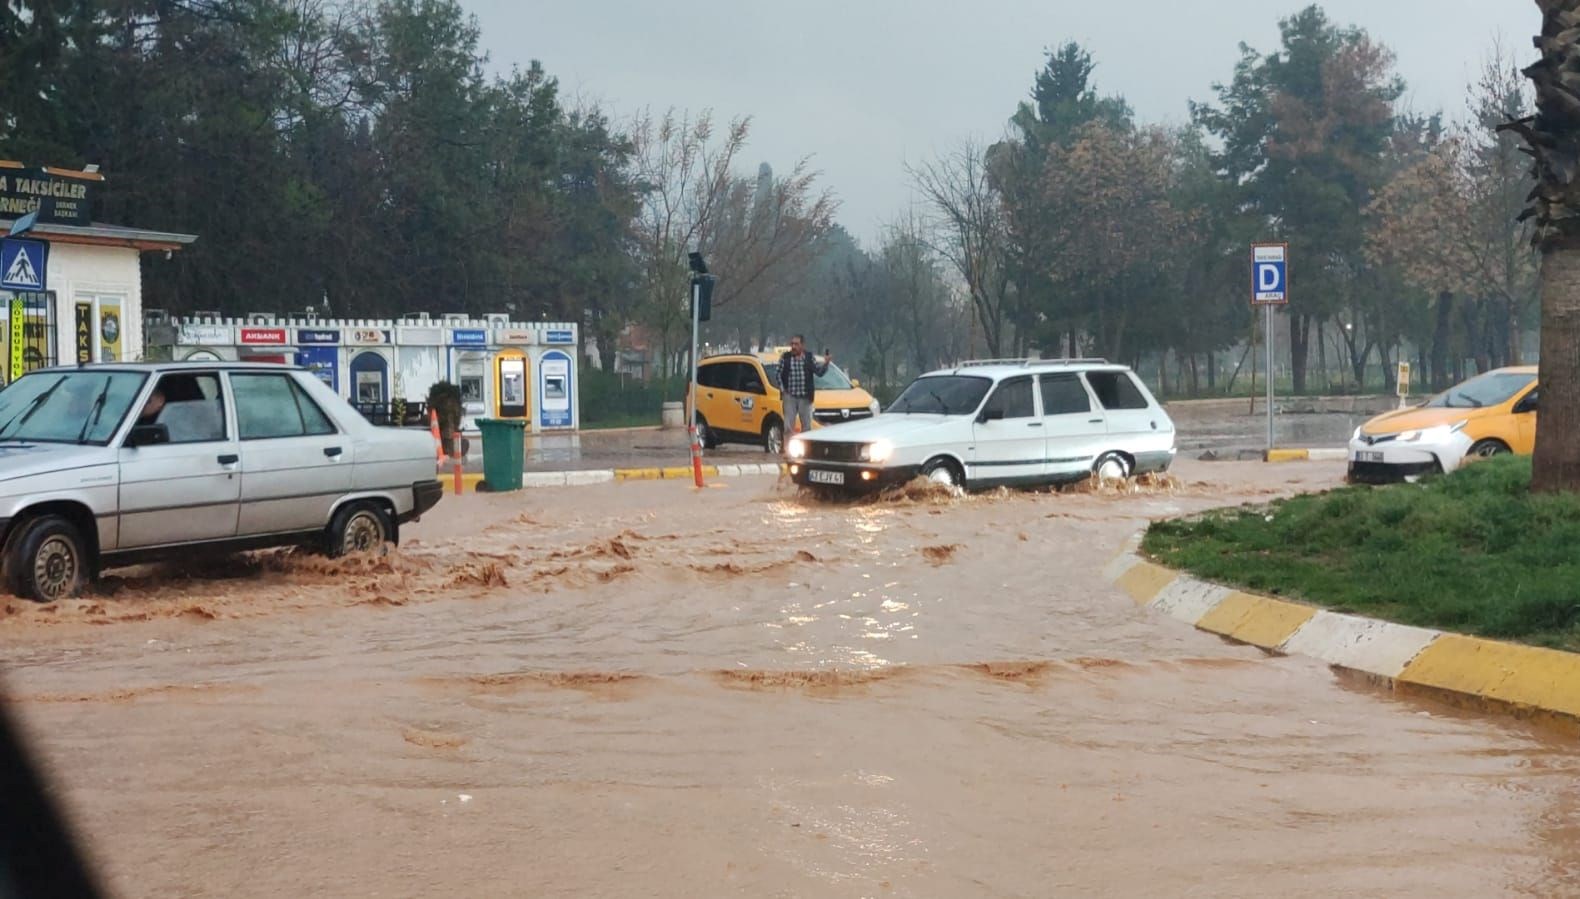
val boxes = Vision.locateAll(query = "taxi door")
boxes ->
[735,360,773,435]
[1512,387,1539,454]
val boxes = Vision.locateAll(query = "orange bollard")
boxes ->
[689,425,705,488]
[452,434,463,495]
[430,408,444,465]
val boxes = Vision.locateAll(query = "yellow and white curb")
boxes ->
[1264,448,1348,462]
[1107,534,1580,724]
[444,463,788,492]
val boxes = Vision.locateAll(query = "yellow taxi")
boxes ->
[691,349,881,453]
[1348,366,1538,483]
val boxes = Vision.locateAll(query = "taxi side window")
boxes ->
[697,364,724,390]
[736,363,767,395]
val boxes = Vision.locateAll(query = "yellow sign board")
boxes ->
[1397,361,1411,398]
[8,296,22,381]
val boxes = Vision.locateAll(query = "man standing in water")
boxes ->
[778,335,830,450]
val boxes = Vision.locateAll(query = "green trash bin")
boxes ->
[476,418,527,492]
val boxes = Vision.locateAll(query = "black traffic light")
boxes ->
[691,273,716,322]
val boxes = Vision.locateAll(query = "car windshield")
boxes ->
[1424,371,1535,409]
[888,375,993,415]
[761,361,854,390]
[0,370,149,445]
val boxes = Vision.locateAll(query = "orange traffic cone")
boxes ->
[430,408,444,465]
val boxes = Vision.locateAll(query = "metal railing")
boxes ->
[353,401,429,428]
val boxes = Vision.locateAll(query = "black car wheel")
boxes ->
[326,502,397,558]
[5,516,88,602]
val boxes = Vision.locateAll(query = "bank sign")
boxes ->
[0,167,96,226]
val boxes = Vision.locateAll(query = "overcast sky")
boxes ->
[465,1,1533,244]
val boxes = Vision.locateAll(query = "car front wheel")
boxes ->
[5,515,89,602]
[1468,439,1511,458]
[921,458,963,489]
[326,502,397,558]
[764,418,784,455]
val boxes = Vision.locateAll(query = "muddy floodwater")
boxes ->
[3,461,1577,897]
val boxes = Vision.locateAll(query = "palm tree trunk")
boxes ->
[1532,242,1580,492]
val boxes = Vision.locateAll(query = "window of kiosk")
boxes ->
[499,358,526,416]
[356,371,385,404]
[460,374,484,404]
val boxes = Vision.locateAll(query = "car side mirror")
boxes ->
[126,423,170,447]
[977,408,1005,424]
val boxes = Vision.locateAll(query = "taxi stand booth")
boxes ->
[145,315,579,434]
[2,162,198,381]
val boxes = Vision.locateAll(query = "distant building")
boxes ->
[0,161,196,380]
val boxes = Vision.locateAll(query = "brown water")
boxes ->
[3,461,1577,897]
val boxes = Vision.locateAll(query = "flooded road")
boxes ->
[3,461,1577,897]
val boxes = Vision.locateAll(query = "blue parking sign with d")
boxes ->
[1251,243,1287,305]
[1,238,48,293]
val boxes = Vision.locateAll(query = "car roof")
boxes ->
[921,358,1132,380]
[28,361,308,374]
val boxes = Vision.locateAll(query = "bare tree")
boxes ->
[910,139,1017,357]
[703,160,838,349]
[628,108,749,377]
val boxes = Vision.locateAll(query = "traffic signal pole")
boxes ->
[688,276,704,489]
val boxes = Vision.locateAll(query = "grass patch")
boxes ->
[1142,456,1580,652]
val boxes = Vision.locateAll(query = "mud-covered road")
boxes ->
[3,461,1577,897]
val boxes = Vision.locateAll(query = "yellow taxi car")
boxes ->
[1348,365,1538,483]
[691,349,881,454]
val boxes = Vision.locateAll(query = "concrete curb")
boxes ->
[1106,535,1580,725]
[442,463,787,492]
[1264,448,1348,462]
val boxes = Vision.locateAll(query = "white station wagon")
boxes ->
[786,359,1176,492]
[0,362,443,601]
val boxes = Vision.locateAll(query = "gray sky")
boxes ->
[468,1,1533,243]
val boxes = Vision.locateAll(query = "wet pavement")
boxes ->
[3,460,1577,897]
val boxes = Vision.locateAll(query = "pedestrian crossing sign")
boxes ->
[0,238,47,292]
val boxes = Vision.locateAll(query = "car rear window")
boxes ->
[1085,371,1150,411]
[232,373,337,440]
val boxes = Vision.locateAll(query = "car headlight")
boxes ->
[787,437,806,459]
[868,399,881,416]
[1352,426,1363,441]
[1401,420,1468,443]
[861,439,895,463]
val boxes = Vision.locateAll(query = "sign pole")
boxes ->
[688,278,704,489]
[1251,242,1288,454]
[1265,304,1274,451]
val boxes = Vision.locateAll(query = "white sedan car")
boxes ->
[0,362,442,601]
[786,359,1176,492]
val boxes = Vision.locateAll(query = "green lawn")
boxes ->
[1142,456,1580,651]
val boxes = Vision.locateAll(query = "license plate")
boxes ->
[1356,451,1384,463]
[808,469,845,485]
